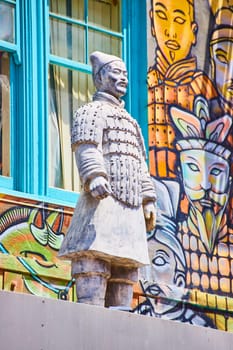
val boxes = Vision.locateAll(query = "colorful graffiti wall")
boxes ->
[136,0,233,331]
[0,195,74,301]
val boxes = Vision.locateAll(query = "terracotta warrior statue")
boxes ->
[58,51,157,309]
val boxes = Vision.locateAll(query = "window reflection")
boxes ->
[0,52,10,177]
[0,2,15,43]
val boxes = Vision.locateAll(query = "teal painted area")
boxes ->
[0,187,78,208]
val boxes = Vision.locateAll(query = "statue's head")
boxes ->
[90,51,128,99]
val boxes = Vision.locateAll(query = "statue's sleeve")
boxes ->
[71,103,108,191]
[71,103,104,148]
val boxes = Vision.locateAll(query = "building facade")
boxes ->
[1,0,233,332]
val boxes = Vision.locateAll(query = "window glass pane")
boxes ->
[0,52,10,177]
[0,1,15,43]
[50,18,85,62]
[50,0,84,22]
[88,0,121,32]
[88,29,121,60]
[49,65,95,191]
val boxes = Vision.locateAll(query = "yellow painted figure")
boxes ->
[148,0,218,178]
[209,2,233,117]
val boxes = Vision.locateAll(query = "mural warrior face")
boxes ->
[144,234,185,316]
[180,149,230,213]
[180,148,231,244]
[211,39,233,110]
[151,0,197,64]
[98,60,128,99]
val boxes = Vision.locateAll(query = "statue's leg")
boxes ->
[105,265,138,310]
[72,257,111,306]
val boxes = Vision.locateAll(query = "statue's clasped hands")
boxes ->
[89,176,112,200]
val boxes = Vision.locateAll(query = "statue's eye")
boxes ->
[187,162,199,172]
[112,69,121,74]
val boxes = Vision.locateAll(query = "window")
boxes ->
[0,0,148,206]
[0,0,19,188]
[49,0,123,192]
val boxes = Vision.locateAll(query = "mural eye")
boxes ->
[210,168,222,176]
[187,162,199,172]
[174,16,185,24]
[155,10,167,20]
[152,255,167,266]
[216,53,228,65]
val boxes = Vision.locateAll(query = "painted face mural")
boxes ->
[180,148,231,249]
[210,36,233,114]
[147,0,218,179]
[171,104,232,250]
[151,0,197,64]
[143,228,186,318]
[209,3,233,116]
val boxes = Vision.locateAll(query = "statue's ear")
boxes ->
[206,115,232,143]
[94,72,102,89]
[170,106,203,138]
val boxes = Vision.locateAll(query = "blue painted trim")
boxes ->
[37,0,49,196]
[47,187,78,206]
[0,187,78,208]
[0,176,13,190]
[121,0,130,112]
[84,0,88,63]
[49,54,92,73]
[0,40,17,52]
[14,0,21,64]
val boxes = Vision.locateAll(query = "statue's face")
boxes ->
[151,0,197,64]
[99,60,128,98]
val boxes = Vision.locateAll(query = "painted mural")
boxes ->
[0,195,74,301]
[136,0,233,331]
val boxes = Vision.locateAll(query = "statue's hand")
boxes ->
[143,202,156,232]
[89,176,112,200]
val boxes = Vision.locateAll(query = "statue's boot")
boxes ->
[105,265,138,310]
[72,257,111,306]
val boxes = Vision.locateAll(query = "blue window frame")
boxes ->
[0,0,20,190]
[0,0,148,207]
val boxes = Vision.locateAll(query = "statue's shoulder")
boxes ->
[73,100,107,127]
[73,100,104,119]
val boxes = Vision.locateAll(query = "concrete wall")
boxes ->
[0,291,232,350]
